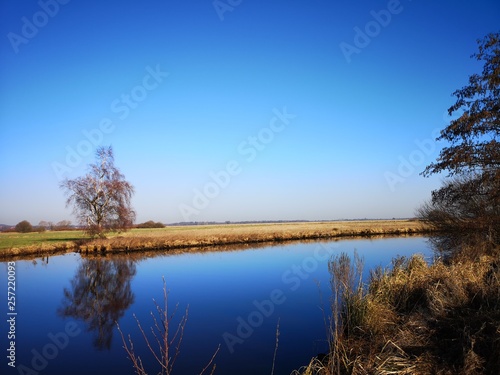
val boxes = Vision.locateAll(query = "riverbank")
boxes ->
[0,220,431,260]
[294,240,500,374]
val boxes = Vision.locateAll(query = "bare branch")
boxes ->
[271,318,280,375]
[117,279,219,375]
[199,344,221,375]
[116,322,148,375]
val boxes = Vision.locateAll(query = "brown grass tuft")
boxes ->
[299,245,500,375]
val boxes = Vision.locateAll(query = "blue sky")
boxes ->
[1,0,499,224]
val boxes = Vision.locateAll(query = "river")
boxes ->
[1,236,434,375]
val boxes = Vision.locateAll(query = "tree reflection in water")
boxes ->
[58,257,136,350]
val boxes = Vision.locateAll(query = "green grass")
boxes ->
[0,228,176,250]
[0,227,191,250]
[0,230,87,250]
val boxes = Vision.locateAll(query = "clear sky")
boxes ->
[1,0,499,225]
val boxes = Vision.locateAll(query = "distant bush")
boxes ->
[54,220,72,231]
[136,220,165,229]
[15,220,33,233]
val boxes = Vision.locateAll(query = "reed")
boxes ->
[298,244,500,374]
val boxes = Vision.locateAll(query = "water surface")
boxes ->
[1,236,433,375]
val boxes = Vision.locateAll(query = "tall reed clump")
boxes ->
[297,245,500,374]
[328,252,367,374]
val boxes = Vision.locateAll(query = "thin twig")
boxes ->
[149,310,165,369]
[169,306,189,374]
[117,277,219,375]
[116,322,147,375]
[199,344,221,375]
[161,276,170,373]
[133,313,164,369]
[271,318,280,375]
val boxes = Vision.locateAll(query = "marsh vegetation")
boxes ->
[295,240,500,374]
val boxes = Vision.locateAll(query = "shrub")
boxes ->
[136,220,165,228]
[15,220,33,233]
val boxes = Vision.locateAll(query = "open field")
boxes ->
[0,220,431,259]
[0,230,87,251]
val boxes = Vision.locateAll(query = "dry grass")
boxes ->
[0,220,429,259]
[77,220,429,255]
[300,244,500,375]
[0,241,78,260]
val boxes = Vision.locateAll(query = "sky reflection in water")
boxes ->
[0,237,433,375]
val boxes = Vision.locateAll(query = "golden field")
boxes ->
[0,219,430,259]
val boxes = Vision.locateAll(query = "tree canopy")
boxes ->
[60,146,135,237]
[420,32,500,243]
[15,220,33,233]
[423,32,499,180]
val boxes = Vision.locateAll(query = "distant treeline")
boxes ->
[169,220,307,226]
[1,218,417,233]
[1,220,75,233]
[135,220,165,228]
[168,218,415,226]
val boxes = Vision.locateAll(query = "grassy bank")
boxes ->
[296,242,500,374]
[0,220,430,259]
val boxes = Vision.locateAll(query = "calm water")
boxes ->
[1,236,433,375]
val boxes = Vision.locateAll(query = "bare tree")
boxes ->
[56,220,72,230]
[422,33,500,180]
[60,146,135,237]
[420,33,500,244]
[38,220,49,230]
